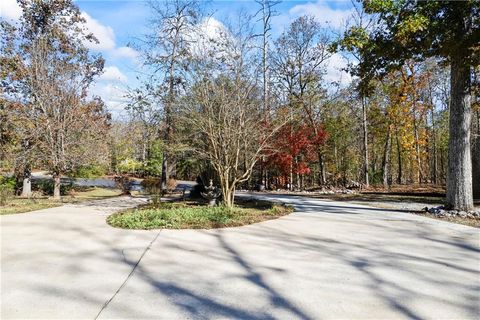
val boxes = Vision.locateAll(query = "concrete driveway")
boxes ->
[1,195,479,319]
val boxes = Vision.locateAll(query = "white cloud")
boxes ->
[90,82,129,114]
[199,17,225,40]
[0,0,22,20]
[111,46,140,60]
[188,17,228,58]
[100,66,128,83]
[82,14,140,64]
[82,12,116,51]
[289,1,353,29]
[272,1,353,35]
[325,53,353,87]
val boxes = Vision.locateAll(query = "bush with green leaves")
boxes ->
[32,179,74,196]
[117,158,142,174]
[143,141,163,176]
[0,177,16,205]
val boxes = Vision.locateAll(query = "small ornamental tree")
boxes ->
[184,75,287,208]
[182,13,289,208]
[267,124,327,189]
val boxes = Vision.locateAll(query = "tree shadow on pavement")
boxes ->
[3,195,479,319]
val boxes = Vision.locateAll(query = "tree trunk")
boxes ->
[265,169,269,190]
[473,136,480,200]
[446,60,473,211]
[318,151,326,186]
[362,97,369,187]
[53,173,61,199]
[295,157,300,189]
[20,165,32,197]
[431,108,438,184]
[413,117,422,183]
[161,155,168,193]
[382,126,391,188]
[223,187,235,208]
[396,132,402,184]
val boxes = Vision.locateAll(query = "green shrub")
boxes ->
[32,179,74,196]
[117,158,142,174]
[0,185,14,206]
[143,141,163,176]
[368,169,383,185]
[70,165,107,178]
[0,176,16,190]
[190,183,206,199]
[0,176,16,205]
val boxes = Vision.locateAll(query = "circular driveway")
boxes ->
[1,195,479,319]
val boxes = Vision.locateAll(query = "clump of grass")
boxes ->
[107,200,294,230]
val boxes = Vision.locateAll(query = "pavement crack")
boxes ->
[94,231,161,320]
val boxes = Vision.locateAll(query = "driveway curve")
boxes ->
[1,194,479,319]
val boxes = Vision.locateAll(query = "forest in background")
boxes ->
[1,0,479,209]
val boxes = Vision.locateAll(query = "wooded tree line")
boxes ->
[1,0,478,210]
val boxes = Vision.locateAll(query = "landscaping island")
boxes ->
[107,199,294,229]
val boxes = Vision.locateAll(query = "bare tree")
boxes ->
[255,0,280,188]
[143,0,202,192]
[125,81,163,169]
[334,1,379,188]
[271,15,331,187]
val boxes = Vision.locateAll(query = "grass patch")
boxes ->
[0,198,62,215]
[107,199,294,229]
[67,187,123,201]
[0,187,123,215]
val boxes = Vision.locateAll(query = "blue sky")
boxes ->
[1,0,354,116]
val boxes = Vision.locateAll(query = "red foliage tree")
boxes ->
[266,123,327,188]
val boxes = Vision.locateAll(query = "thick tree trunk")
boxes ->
[446,60,473,211]
[53,173,61,199]
[431,108,438,185]
[20,166,32,197]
